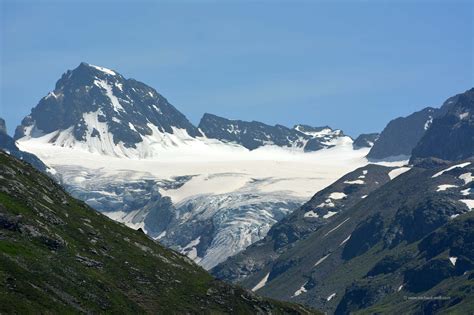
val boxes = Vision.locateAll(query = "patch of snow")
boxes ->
[459,172,473,185]
[94,79,124,113]
[459,112,469,120]
[436,184,458,192]
[252,272,270,291]
[317,199,335,208]
[88,63,116,76]
[304,210,319,218]
[329,192,347,200]
[344,179,365,185]
[327,293,336,301]
[424,116,433,130]
[155,231,166,240]
[46,167,57,175]
[323,211,337,219]
[181,237,201,261]
[450,214,460,219]
[461,188,471,196]
[314,254,330,267]
[340,234,351,246]
[433,162,471,178]
[186,248,199,260]
[324,218,350,237]
[292,282,308,297]
[361,195,367,199]
[152,105,162,114]
[459,199,474,210]
[367,155,410,166]
[388,167,411,180]
[449,256,458,266]
[397,285,403,292]
[45,91,57,100]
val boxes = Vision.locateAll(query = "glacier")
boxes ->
[18,132,373,269]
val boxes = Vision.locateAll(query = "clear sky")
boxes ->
[1,0,473,137]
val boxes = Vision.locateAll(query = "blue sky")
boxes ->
[1,0,472,137]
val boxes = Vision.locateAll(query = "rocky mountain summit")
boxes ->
[367,88,473,161]
[0,118,6,135]
[367,107,440,160]
[0,118,49,173]
[198,114,347,151]
[352,133,379,149]
[411,88,474,162]
[15,62,201,157]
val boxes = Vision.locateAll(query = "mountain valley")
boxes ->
[1,63,472,314]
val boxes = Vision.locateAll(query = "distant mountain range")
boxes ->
[14,63,349,157]
[199,113,345,151]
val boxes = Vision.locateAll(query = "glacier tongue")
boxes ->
[167,188,303,269]
[18,136,372,269]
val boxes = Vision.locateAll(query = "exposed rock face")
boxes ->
[198,113,304,150]
[198,113,347,151]
[352,133,379,149]
[0,118,6,135]
[0,118,49,173]
[367,107,440,160]
[411,88,474,162]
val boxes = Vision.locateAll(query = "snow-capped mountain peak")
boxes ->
[15,63,201,157]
